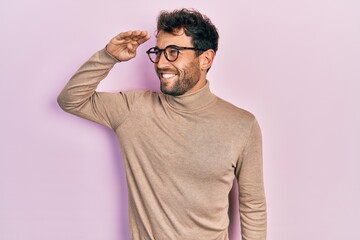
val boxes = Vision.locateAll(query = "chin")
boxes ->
[160,84,184,96]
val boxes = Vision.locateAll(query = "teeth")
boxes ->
[162,73,176,79]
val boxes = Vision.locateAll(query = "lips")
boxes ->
[161,73,176,79]
[157,70,178,82]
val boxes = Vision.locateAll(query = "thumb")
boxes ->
[127,43,137,54]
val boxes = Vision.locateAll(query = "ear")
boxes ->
[200,49,215,72]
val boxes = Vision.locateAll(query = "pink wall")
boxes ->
[1,0,359,239]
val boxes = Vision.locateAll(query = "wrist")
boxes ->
[105,45,121,62]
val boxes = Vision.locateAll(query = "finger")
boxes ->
[112,36,140,45]
[137,33,151,44]
[128,31,150,44]
[123,30,148,39]
[113,31,137,42]
[112,31,150,46]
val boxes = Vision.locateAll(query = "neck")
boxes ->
[184,77,207,95]
[164,81,217,112]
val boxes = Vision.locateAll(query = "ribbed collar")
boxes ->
[164,81,217,112]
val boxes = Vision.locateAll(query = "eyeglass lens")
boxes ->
[149,46,179,63]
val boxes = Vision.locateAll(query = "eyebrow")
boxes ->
[154,45,181,49]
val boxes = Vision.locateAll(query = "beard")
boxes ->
[158,60,201,96]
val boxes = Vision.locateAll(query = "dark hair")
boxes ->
[156,8,219,56]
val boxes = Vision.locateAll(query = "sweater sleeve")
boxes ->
[235,118,267,240]
[57,48,134,130]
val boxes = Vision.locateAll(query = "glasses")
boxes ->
[146,45,206,63]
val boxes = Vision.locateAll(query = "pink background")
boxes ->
[1,0,359,239]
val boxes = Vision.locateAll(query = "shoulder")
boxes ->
[117,90,164,113]
[213,96,256,124]
[120,89,161,102]
[206,95,261,144]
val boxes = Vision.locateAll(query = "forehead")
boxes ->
[156,29,193,48]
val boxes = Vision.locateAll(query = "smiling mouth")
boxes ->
[157,72,178,82]
[161,73,176,79]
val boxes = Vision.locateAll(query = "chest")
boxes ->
[117,106,247,180]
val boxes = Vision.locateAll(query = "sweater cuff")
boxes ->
[104,45,121,62]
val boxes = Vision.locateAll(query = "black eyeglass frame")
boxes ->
[146,45,207,63]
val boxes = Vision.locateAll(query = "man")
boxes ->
[58,8,267,240]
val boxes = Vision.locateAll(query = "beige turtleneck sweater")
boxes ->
[57,49,267,240]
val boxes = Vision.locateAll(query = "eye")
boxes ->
[153,48,161,56]
[167,48,179,57]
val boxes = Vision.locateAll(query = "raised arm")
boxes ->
[57,31,150,129]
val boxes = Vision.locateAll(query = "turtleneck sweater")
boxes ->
[57,49,267,240]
